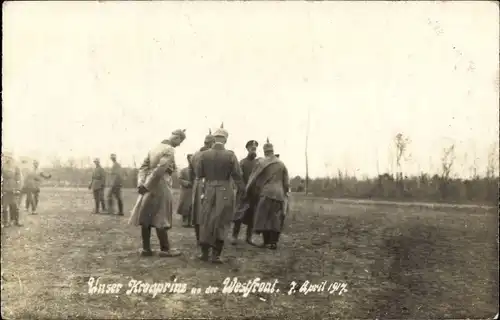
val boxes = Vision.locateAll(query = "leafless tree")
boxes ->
[441,144,456,180]
[486,142,499,179]
[305,107,311,195]
[50,156,62,169]
[394,133,410,179]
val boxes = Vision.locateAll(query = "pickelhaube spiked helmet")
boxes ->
[213,122,228,139]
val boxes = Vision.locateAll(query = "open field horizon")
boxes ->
[1,187,498,319]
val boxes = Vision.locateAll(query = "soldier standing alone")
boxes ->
[1,152,23,227]
[23,160,51,215]
[107,153,124,215]
[89,158,106,214]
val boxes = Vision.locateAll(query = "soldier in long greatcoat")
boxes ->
[231,140,259,246]
[246,138,290,250]
[191,129,215,245]
[1,152,23,227]
[177,154,194,227]
[128,129,186,257]
[88,158,106,214]
[196,124,245,263]
[23,160,51,215]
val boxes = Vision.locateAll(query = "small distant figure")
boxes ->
[23,160,51,215]
[177,154,194,227]
[89,158,106,214]
[128,129,187,257]
[191,129,215,245]
[246,138,290,250]
[232,139,260,246]
[196,123,245,264]
[1,152,23,227]
[107,153,124,216]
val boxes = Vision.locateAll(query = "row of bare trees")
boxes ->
[298,132,498,204]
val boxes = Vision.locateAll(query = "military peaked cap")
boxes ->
[245,140,259,148]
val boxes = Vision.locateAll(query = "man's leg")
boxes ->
[141,226,153,256]
[106,188,114,214]
[25,191,32,212]
[100,189,106,212]
[156,227,181,257]
[92,190,100,213]
[2,193,10,227]
[115,187,124,215]
[9,195,21,226]
[231,221,241,245]
[32,190,40,214]
[211,239,224,264]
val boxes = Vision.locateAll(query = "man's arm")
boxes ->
[179,168,192,188]
[143,148,176,191]
[231,153,245,194]
[14,168,22,191]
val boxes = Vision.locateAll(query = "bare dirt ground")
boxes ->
[1,187,498,319]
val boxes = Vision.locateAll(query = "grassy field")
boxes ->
[1,187,498,319]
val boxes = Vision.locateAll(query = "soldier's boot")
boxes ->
[268,231,278,250]
[117,199,124,216]
[100,199,107,213]
[259,231,270,248]
[245,226,256,246]
[93,196,100,214]
[157,228,181,257]
[231,222,241,245]
[140,226,153,257]
[198,243,210,262]
[11,208,22,227]
[107,199,114,214]
[211,240,224,264]
[2,209,10,228]
[182,216,190,228]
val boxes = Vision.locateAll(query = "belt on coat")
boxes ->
[204,180,232,188]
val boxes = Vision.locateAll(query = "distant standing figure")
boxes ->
[246,138,290,250]
[128,129,186,257]
[107,153,124,215]
[1,152,23,227]
[23,160,51,215]
[89,158,106,214]
[177,154,194,227]
[196,123,245,263]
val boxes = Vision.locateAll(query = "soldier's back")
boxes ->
[200,147,237,181]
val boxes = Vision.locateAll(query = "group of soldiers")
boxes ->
[129,124,290,263]
[1,154,51,228]
[2,124,290,265]
[88,153,124,215]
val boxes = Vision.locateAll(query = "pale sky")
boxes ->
[2,1,499,178]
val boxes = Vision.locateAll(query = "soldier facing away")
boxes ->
[89,158,106,214]
[107,153,124,215]
[1,152,23,227]
[177,154,194,227]
[128,129,187,257]
[196,123,245,263]
[232,139,260,246]
[191,129,215,245]
[246,138,290,250]
[23,160,51,215]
